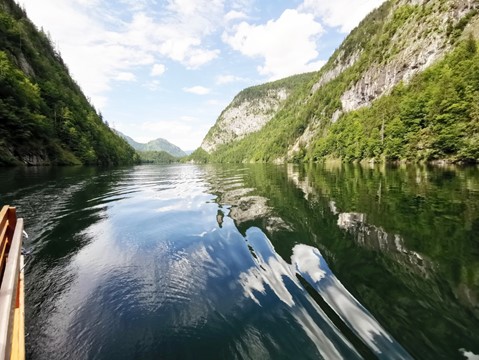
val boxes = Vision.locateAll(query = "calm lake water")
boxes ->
[1,163,478,359]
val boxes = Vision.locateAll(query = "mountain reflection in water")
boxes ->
[210,166,411,359]
[0,163,477,359]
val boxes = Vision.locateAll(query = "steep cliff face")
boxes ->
[290,0,478,159]
[201,88,288,153]
[200,73,313,153]
[197,0,479,164]
[338,0,473,112]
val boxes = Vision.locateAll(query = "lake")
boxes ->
[1,163,478,359]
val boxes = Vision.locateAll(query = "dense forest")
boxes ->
[0,0,138,165]
[191,0,479,164]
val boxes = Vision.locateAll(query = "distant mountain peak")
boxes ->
[114,130,187,157]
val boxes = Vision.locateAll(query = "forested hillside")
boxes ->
[194,0,479,164]
[308,38,479,162]
[0,0,138,165]
[200,72,314,153]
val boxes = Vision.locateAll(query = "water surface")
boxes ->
[1,164,478,359]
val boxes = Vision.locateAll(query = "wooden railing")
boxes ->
[0,206,25,360]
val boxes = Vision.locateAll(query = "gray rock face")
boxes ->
[21,151,50,165]
[201,88,289,153]
[340,0,474,112]
[287,0,476,159]
[310,50,361,95]
[17,52,35,77]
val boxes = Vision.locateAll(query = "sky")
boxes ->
[18,0,384,151]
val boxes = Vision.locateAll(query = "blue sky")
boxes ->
[19,0,384,151]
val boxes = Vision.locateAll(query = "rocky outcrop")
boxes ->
[201,88,289,153]
[340,0,475,112]
[20,152,50,166]
[307,0,476,114]
[287,121,318,158]
[341,37,446,111]
[286,0,478,159]
[310,50,361,95]
[4,145,51,165]
[17,51,35,77]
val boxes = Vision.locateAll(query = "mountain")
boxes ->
[194,0,479,164]
[114,130,187,157]
[0,0,138,166]
[143,139,186,157]
[201,72,313,153]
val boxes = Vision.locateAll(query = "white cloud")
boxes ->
[20,0,223,109]
[114,72,136,81]
[167,0,223,17]
[215,74,249,85]
[223,9,324,79]
[119,0,155,12]
[299,0,385,33]
[224,10,248,23]
[119,11,219,68]
[230,0,254,12]
[184,49,220,68]
[183,86,211,95]
[151,63,166,76]
[20,0,155,108]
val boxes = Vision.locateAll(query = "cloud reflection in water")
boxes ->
[239,228,361,359]
[239,227,412,359]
